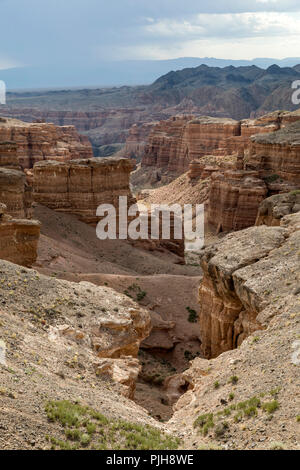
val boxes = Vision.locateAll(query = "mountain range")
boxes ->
[2,57,300,90]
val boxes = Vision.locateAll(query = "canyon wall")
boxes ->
[198,211,300,358]
[142,116,241,173]
[33,158,135,225]
[208,170,268,233]
[256,191,300,226]
[0,117,93,170]
[141,110,300,174]
[206,117,300,233]
[0,204,40,267]
[0,168,33,219]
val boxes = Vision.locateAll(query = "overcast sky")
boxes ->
[1,0,300,70]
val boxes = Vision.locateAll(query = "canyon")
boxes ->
[2,64,300,159]
[0,96,299,450]
[0,117,93,170]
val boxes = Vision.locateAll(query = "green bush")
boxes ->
[45,400,180,450]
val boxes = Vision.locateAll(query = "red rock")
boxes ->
[33,158,135,226]
[0,168,33,219]
[0,117,93,170]
[0,204,40,267]
[208,170,268,233]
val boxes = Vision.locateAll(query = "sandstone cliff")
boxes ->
[208,170,268,233]
[0,168,33,219]
[248,120,300,183]
[0,117,93,170]
[198,213,299,358]
[0,204,40,267]
[33,158,135,225]
[141,110,300,176]
[167,211,300,450]
[142,116,240,174]
[256,192,300,226]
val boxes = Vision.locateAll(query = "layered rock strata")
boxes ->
[248,120,300,183]
[0,204,40,267]
[0,117,93,170]
[0,168,33,219]
[141,111,300,175]
[198,213,300,358]
[208,170,268,233]
[33,158,135,225]
[142,116,240,173]
[256,192,300,226]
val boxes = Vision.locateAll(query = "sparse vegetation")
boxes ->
[214,421,229,438]
[269,441,286,450]
[263,174,280,183]
[186,307,198,323]
[45,400,180,450]
[262,400,279,414]
[229,375,239,385]
[193,413,214,436]
[124,284,147,302]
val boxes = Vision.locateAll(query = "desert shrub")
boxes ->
[193,413,214,436]
[45,400,180,450]
[229,375,239,385]
[262,400,279,414]
[186,307,198,323]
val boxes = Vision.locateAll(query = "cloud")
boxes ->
[1,0,300,65]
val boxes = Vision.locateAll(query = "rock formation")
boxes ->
[0,204,40,267]
[118,121,159,160]
[256,192,300,226]
[142,116,240,173]
[141,110,300,177]
[198,213,299,358]
[94,357,141,399]
[206,116,300,233]
[248,120,300,184]
[0,168,33,219]
[0,117,93,170]
[33,158,135,225]
[208,170,268,233]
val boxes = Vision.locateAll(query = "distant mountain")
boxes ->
[3,64,300,153]
[1,57,300,90]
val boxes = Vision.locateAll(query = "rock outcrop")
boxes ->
[0,168,33,219]
[33,158,135,225]
[94,357,141,399]
[198,213,300,358]
[0,141,20,169]
[206,116,300,233]
[0,204,40,267]
[141,111,300,176]
[117,122,158,161]
[142,116,241,173]
[256,192,300,226]
[0,259,151,402]
[248,120,300,183]
[208,170,268,233]
[0,117,93,170]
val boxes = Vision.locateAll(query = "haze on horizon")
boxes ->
[1,0,300,88]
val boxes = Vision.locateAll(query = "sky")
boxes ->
[1,0,300,70]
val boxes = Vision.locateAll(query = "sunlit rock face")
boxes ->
[198,214,300,358]
[0,204,40,267]
[33,158,135,225]
[0,117,93,170]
